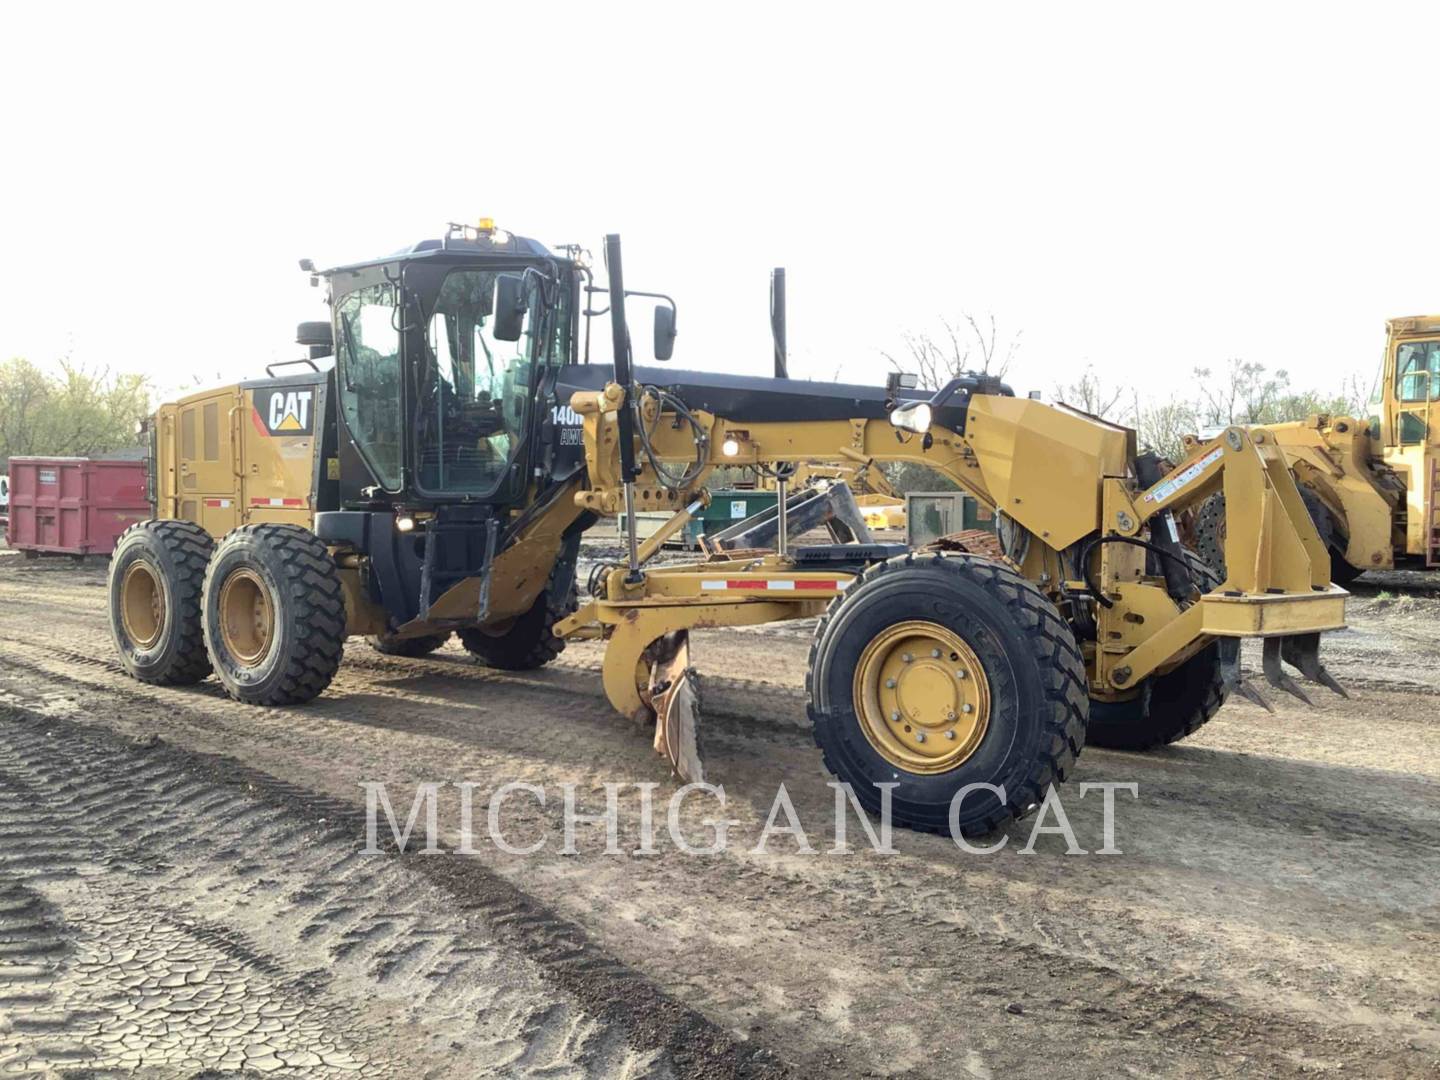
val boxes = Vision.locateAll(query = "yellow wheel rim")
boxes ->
[120,561,165,649]
[853,620,990,774]
[218,568,275,666]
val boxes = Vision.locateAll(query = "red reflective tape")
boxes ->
[726,579,768,589]
[283,498,305,506]
[795,579,838,590]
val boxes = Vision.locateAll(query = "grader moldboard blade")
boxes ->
[1261,633,1349,705]
[643,631,704,783]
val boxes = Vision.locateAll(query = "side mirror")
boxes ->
[493,275,527,341]
[653,303,677,361]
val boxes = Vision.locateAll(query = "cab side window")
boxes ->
[1395,341,1440,403]
[336,283,404,490]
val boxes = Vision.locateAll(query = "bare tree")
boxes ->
[1334,371,1373,419]
[1131,392,1199,462]
[1193,358,1290,426]
[882,314,1021,389]
[1053,365,1127,421]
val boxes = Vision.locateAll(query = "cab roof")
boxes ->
[323,231,559,276]
[1387,315,1440,336]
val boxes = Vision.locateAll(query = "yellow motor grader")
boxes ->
[109,224,1346,834]
[1193,315,1440,581]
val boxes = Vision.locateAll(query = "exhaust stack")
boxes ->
[771,267,788,378]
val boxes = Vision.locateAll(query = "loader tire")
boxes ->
[109,520,214,685]
[458,536,579,671]
[202,524,345,705]
[1196,489,1362,584]
[1193,493,1228,576]
[1295,487,1366,584]
[806,552,1088,837]
[1087,550,1229,750]
[369,631,452,657]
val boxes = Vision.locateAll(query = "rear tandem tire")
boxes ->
[806,552,1088,837]
[1086,550,1229,751]
[109,520,215,685]
[369,631,452,657]
[202,523,346,705]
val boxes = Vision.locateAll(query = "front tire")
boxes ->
[202,524,345,705]
[458,535,578,671]
[109,520,214,685]
[806,552,1087,836]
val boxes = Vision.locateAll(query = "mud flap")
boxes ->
[642,631,705,784]
[1262,632,1348,704]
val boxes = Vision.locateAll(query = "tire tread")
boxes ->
[111,519,214,685]
[805,551,1087,835]
[203,523,345,705]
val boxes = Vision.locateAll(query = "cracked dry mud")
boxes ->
[0,710,675,1078]
[0,547,1437,1077]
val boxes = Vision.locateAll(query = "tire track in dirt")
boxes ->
[1,642,1435,1076]
[0,704,790,1078]
[1,576,1438,1076]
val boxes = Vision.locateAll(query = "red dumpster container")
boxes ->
[5,457,151,557]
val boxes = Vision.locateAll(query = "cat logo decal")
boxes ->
[254,388,315,436]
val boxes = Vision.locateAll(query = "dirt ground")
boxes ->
[0,544,1437,1078]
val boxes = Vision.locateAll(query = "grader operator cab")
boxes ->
[110,222,1348,835]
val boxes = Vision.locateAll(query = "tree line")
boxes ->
[1055,358,1372,463]
[0,358,151,462]
[880,317,1373,492]
[0,339,1374,485]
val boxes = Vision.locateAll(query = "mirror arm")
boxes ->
[623,288,676,309]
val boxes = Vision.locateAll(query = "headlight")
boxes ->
[889,401,932,434]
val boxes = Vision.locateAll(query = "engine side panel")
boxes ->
[152,373,328,539]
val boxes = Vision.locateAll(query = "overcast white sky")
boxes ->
[2,3,1436,406]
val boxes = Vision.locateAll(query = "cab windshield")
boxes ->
[1395,339,1440,403]
[415,267,565,494]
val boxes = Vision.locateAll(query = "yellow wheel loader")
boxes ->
[108,223,1346,835]
[1193,315,1440,581]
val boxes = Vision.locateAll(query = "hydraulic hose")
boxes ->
[1077,534,1198,610]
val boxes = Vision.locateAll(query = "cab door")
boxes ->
[1386,336,1440,557]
